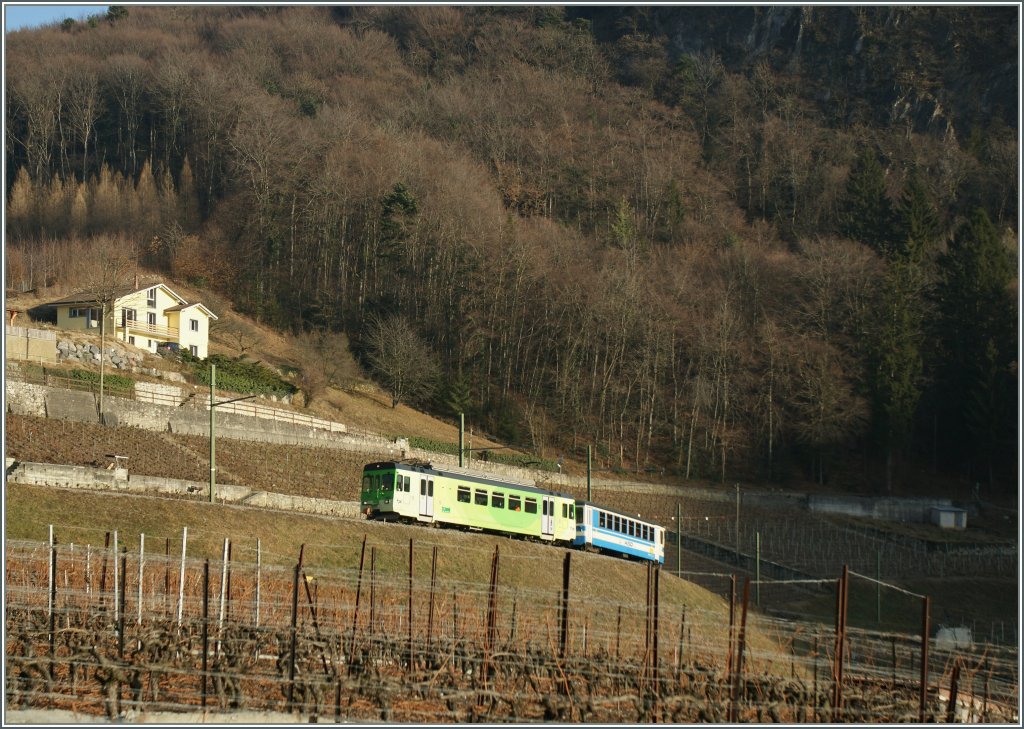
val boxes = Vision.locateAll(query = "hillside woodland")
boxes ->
[4,6,1019,494]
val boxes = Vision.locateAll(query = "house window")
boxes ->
[147,312,156,326]
[128,336,135,345]
[122,308,137,327]
[147,288,157,307]
[68,308,80,318]
[190,318,199,332]
[189,345,198,357]
[148,339,153,348]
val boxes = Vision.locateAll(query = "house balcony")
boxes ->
[119,321,179,341]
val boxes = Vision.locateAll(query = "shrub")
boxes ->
[67,368,134,392]
[185,353,297,398]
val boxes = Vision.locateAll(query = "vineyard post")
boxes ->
[755,532,761,607]
[177,526,188,626]
[427,545,437,648]
[919,594,930,722]
[408,538,414,669]
[117,547,127,715]
[201,559,209,709]
[369,547,376,636]
[164,538,169,617]
[734,484,740,565]
[727,574,736,680]
[48,529,57,659]
[676,607,686,676]
[876,549,881,625]
[559,551,571,660]
[137,534,144,627]
[832,565,848,721]
[255,538,261,627]
[811,633,818,722]
[287,544,305,713]
[615,605,621,660]
[217,538,229,656]
[86,544,92,604]
[731,577,751,722]
[47,525,54,638]
[348,536,366,670]
[653,565,660,696]
[946,661,961,723]
[113,530,119,629]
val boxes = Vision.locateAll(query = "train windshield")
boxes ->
[381,473,394,491]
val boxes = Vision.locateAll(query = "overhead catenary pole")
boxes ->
[459,413,465,467]
[210,363,216,503]
[586,445,592,502]
[676,501,681,576]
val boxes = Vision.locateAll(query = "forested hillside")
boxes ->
[5,6,1018,493]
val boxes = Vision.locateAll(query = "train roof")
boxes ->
[363,461,575,500]
[575,500,663,528]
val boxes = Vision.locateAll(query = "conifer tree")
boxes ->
[839,148,893,253]
[933,207,1015,487]
[893,170,941,261]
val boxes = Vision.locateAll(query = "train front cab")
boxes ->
[361,462,422,520]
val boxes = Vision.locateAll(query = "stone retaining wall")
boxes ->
[6,461,362,519]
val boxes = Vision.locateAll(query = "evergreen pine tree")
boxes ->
[839,149,893,253]
[933,208,1015,486]
[893,170,941,261]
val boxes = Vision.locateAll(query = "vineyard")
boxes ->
[6,536,1018,723]
[5,412,1018,641]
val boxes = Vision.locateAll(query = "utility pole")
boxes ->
[586,445,592,501]
[210,364,216,503]
[459,413,465,467]
[208,363,256,505]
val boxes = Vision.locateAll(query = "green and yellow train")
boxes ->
[361,460,665,564]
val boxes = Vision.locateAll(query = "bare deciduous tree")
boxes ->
[365,314,439,408]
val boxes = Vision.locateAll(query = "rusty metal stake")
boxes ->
[919,595,931,722]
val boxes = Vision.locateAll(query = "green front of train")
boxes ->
[360,462,397,516]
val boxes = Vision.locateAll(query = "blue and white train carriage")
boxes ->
[573,501,665,564]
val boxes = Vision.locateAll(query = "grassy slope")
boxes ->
[4,482,786,666]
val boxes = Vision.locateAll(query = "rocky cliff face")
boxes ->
[575,5,1017,137]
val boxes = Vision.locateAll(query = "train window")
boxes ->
[613,516,620,532]
[524,498,538,514]
[382,473,393,491]
[575,505,583,523]
[561,503,567,518]
[659,529,664,545]
[474,489,488,506]
[598,512,605,528]
[492,492,505,509]
[428,480,433,496]
[404,476,411,492]
[457,486,470,503]
[420,479,427,496]
[508,496,521,512]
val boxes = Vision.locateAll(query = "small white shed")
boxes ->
[929,507,967,530]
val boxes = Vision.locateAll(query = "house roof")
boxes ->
[50,282,188,307]
[164,302,219,320]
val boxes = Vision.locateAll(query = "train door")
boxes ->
[542,496,554,538]
[419,478,434,519]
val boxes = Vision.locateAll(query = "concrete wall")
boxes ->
[808,494,955,523]
[45,389,98,423]
[6,461,362,519]
[5,325,57,364]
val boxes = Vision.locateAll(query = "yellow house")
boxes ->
[52,282,218,358]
